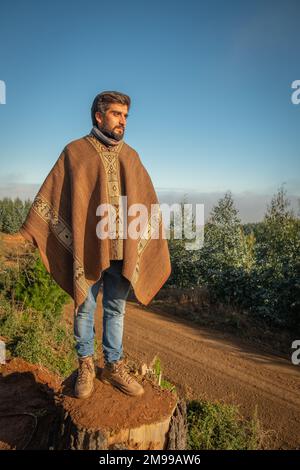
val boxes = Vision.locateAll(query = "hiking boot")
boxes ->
[101,358,144,397]
[74,356,96,399]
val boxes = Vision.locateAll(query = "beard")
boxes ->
[98,122,124,141]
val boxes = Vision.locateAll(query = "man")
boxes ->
[73,91,143,399]
[19,91,171,400]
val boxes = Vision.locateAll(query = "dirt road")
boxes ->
[68,295,300,450]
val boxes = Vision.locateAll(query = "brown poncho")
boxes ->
[19,134,171,312]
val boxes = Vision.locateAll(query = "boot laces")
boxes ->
[113,361,134,384]
[78,359,93,384]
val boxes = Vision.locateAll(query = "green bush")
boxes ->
[0,297,76,377]
[2,251,70,317]
[187,399,260,450]
[0,250,74,377]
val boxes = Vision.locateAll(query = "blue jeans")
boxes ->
[73,260,131,363]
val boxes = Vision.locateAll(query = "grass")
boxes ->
[0,296,77,377]
[151,355,177,392]
[187,399,261,450]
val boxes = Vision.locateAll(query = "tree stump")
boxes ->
[166,399,187,450]
[52,360,187,450]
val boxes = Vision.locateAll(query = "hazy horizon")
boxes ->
[0,183,298,224]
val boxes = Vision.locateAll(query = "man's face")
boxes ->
[95,103,128,141]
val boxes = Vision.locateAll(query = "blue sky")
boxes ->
[0,0,299,212]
